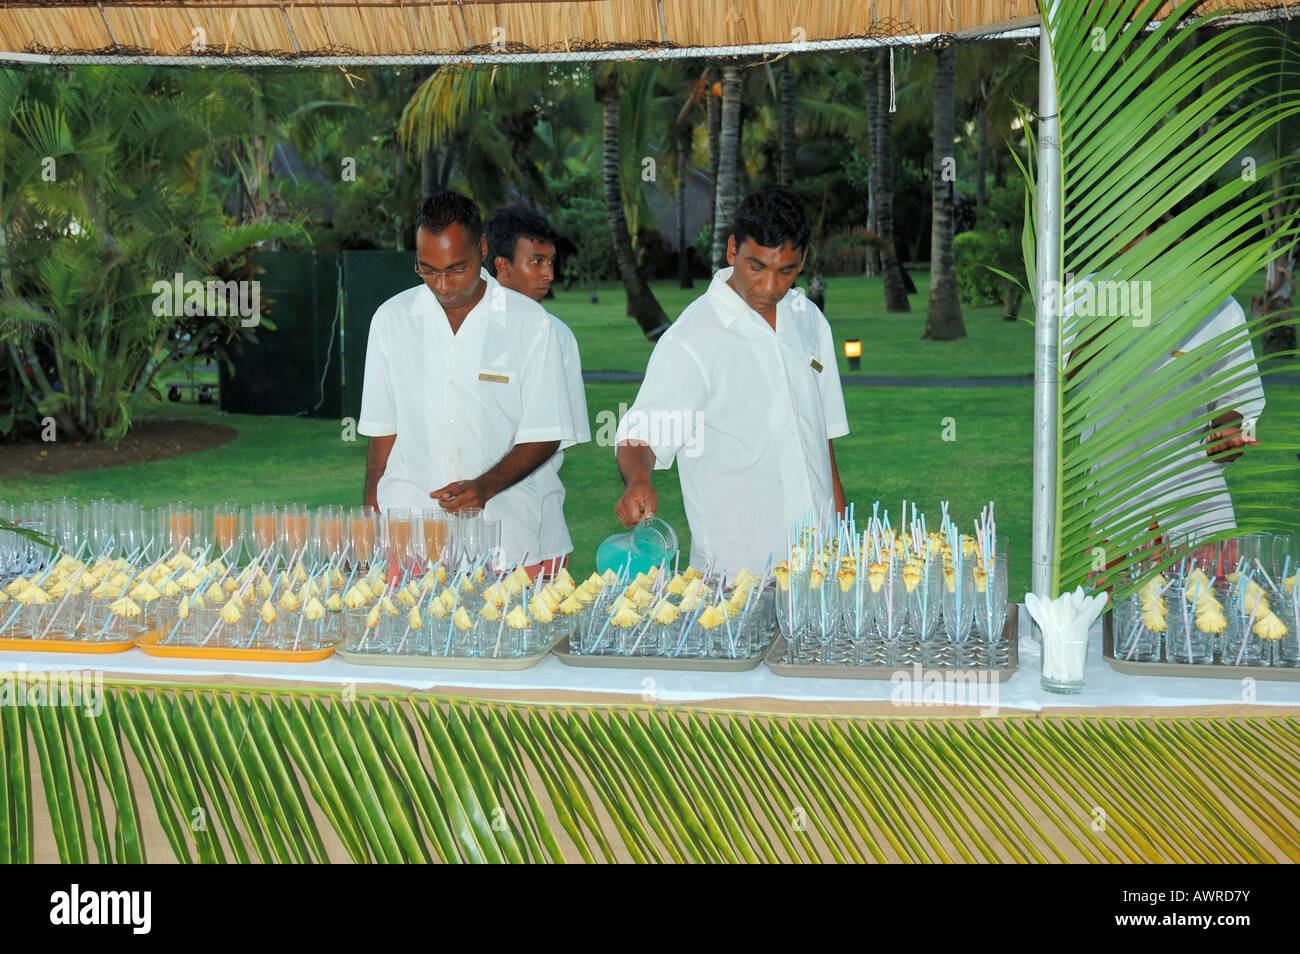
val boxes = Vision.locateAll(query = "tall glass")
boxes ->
[385,509,415,573]
[313,505,345,565]
[278,504,310,568]
[418,510,452,567]
[212,503,241,563]
[88,498,117,560]
[348,507,379,570]
[456,508,485,569]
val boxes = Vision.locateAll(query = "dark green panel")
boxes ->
[342,251,422,421]
[220,251,341,419]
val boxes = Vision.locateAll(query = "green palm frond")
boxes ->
[5,686,1299,864]
[1024,1,1300,596]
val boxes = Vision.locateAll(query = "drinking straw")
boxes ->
[1252,557,1280,595]
[1235,568,1261,665]
[441,580,462,657]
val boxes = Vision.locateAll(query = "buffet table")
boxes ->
[3,604,1297,865]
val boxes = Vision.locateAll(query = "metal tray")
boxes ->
[1101,612,1300,682]
[336,635,559,671]
[763,606,1020,681]
[551,635,768,671]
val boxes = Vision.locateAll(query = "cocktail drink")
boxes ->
[314,506,345,563]
[419,510,451,566]
[213,504,240,558]
[348,508,379,569]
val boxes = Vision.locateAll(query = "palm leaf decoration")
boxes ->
[3,685,1299,863]
[1022,0,1300,597]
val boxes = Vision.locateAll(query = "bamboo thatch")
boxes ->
[0,0,1047,61]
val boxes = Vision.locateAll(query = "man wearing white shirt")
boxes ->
[485,207,591,576]
[614,187,849,575]
[358,191,579,570]
[1064,218,1264,550]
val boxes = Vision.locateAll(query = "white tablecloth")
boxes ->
[3,606,1298,711]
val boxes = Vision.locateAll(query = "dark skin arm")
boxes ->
[364,434,396,511]
[431,440,560,511]
[828,440,847,516]
[614,441,659,527]
[1206,409,1256,463]
[615,440,847,525]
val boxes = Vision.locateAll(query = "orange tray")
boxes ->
[135,631,337,663]
[0,633,138,654]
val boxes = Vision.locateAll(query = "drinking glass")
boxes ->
[483,519,503,572]
[116,502,145,561]
[278,504,310,567]
[88,498,117,560]
[212,503,242,563]
[417,510,452,567]
[50,497,80,555]
[385,508,417,575]
[313,505,346,565]
[1112,591,1162,662]
[348,507,379,570]
[456,508,485,569]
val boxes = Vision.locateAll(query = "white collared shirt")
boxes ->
[535,309,591,560]
[616,266,849,576]
[357,269,580,564]
[1067,294,1266,543]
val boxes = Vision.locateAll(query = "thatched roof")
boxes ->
[0,2,1288,66]
[0,0,1047,64]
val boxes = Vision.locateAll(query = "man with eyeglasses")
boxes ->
[357,191,581,575]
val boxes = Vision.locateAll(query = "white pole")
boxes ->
[1031,1,1062,618]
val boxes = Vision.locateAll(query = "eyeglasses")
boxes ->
[414,260,475,278]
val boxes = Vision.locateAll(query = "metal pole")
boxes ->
[1031,2,1062,612]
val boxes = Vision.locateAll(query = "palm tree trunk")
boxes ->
[778,62,796,187]
[923,45,966,341]
[871,52,910,312]
[863,59,881,279]
[420,146,438,198]
[600,81,670,340]
[711,66,742,271]
[676,121,694,289]
[976,102,989,217]
[706,69,721,245]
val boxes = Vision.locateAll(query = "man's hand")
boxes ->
[1206,410,1257,463]
[615,480,658,528]
[615,441,658,528]
[431,440,560,513]
[431,478,489,512]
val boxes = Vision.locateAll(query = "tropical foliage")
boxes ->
[3,686,1297,863]
[0,68,299,443]
[1022,1,1300,597]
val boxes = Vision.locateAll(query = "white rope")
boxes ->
[888,47,896,113]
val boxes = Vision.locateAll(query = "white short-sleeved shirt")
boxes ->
[357,269,579,565]
[1067,294,1266,544]
[616,266,849,576]
[534,310,591,560]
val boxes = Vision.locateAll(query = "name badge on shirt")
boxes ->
[478,371,511,383]
[809,358,824,373]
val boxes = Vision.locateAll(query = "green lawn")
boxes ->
[557,270,1036,377]
[3,271,1295,599]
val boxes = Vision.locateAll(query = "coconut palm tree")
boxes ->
[923,44,966,340]
[710,66,743,271]
[596,65,670,340]
[870,51,911,312]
